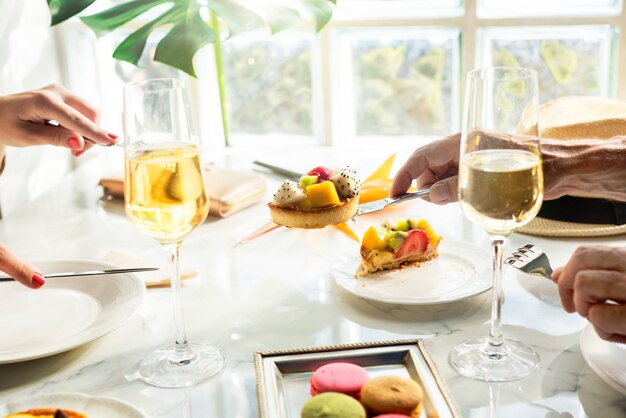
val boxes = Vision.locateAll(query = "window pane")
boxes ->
[335,0,464,19]
[478,0,622,18]
[332,28,461,139]
[222,33,315,142]
[477,26,619,102]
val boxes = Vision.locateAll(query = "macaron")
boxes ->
[301,392,367,418]
[360,375,423,417]
[309,362,370,398]
[372,415,412,418]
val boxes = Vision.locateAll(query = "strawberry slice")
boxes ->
[395,229,428,259]
[307,166,332,181]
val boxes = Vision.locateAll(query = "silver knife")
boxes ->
[0,267,159,282]
[355,188,431,216]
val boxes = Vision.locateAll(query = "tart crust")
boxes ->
[268,196,359,229]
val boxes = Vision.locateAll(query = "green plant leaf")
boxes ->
[264,4,301,35]
[79,0,164,37]
[208,0,265,38]
[48,0,96,25]
[154,7,217,77]
[299,0,334,32]
[48,0,336,76]
[112,8,175,66]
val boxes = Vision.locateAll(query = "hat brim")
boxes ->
[518,217,626,237]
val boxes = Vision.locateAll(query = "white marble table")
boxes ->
[0,147,625,417]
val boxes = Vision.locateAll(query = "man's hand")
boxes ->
[552,246,626,344]
[391,133,460,204]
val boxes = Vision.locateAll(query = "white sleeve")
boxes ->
[0,0,64,95]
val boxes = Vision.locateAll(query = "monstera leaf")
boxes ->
[47,0,336,77]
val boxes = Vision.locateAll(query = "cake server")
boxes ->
[0,267,159,282]
[355,188,430,216]
[253,160,300,180]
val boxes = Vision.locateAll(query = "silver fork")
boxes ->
[505,244,553,280]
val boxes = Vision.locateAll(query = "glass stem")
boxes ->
[488,234,507,348]
[162,242,194,364]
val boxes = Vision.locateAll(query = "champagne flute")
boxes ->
[450,67,543,381]
[124,78,225,388]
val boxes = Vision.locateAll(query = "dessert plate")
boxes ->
[580,323,626,395]
[0,260,145,364]
[332,240,491,305]
[1,392,146,417]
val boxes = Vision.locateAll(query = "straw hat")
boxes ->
[518,96,626,237]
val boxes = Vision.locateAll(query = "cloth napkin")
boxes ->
[101,251,197,288]
[99,165,266,218]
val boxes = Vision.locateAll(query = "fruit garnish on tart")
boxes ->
[268,166,361,229]
[357,218,441,276]
[5,409,87,418]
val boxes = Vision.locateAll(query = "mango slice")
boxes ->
[306,181,341,207]
[362,226,387,251]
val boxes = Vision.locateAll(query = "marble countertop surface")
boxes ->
[0,148,624,417]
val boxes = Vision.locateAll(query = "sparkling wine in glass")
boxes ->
[450,67,543,381]
[124,78,225,388]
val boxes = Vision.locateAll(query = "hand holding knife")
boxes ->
[0,267,159,282]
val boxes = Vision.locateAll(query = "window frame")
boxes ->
[53,0,626,151]
[318,0,626,146]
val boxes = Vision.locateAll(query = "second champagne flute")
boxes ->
[450,67,543,381]
[124,78,225,388]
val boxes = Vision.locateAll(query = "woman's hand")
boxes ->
[0,242,45,289]
[0,83,117,157]
[552,245,626,344]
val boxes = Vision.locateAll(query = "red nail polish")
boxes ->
[68,136,81,150]
[107,133,119,140]
[32,273,45,288]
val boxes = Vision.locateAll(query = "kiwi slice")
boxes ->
[396,219,411,231]
[385,231,405,251]
[299,175,318,189]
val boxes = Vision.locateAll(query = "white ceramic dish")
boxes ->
[580,323,626,395]
[0,260,145,364]
[332,240,492,305]
[1,392,146,417]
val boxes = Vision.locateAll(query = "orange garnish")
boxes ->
[364,154,395,183]
[359,179,391,203]
[333,222,359,242]
[237,222,281,245]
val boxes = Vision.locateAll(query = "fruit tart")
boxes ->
[268,166,360,229]
[357,219,441,276]
[5,409,87,418]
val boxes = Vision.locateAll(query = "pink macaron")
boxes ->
[310,362,370,398]
[372,415,412,418]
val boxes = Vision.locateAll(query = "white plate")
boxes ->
[0,260,145,364]
[580,323,626,395]
[332,240,491,305]
[1,392,146,417]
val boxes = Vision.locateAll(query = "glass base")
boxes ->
[139,343,226,388]
[450,336,539,382]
